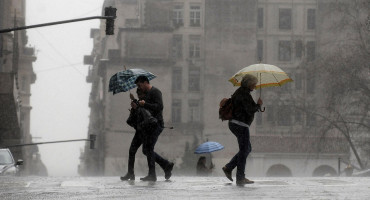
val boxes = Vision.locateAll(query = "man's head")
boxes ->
[135,76,151,92]
[241,74,258,91]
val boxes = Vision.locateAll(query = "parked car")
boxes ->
[0,149,23,176]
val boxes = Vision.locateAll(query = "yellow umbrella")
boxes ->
[229,63,293,112]
[229,63,293,89]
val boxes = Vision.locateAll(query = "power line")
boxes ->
[34,62,83,73]
[33,29,86,77]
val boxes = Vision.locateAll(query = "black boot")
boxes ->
[120,173,135,181]
[222,166,233,182]
[164,162,174,180]
[236,178,254,185]
[140,175,157,182]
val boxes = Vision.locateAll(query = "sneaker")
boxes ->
[120,173,135,181]
[236,178,254,185]
[140,175,157,182]
[222,166,233,182]
[164,162,174,180]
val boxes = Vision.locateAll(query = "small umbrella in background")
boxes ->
[108,68,156,95]
[229,63,293,112]
[194,141,224,154]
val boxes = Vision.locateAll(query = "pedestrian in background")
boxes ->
[196,156,214,176]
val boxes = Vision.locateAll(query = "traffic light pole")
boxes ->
[0,7,117,35]
[3,134,97,149]
[0,16,113,33]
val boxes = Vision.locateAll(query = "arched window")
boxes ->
[266,164,292,177]
[312,165,337,177]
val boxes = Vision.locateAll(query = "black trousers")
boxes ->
[127,131,143,174]
[142,123,170,176]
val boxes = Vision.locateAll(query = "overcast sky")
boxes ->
[27,0,104,176]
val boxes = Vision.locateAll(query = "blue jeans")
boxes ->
[225,121,252,180]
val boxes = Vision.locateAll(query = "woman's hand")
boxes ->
[138,100,145,106]
[257,98,263,106]
[131,101,137,109]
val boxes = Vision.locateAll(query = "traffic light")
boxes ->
[105,6,117,35]
[89,134,97,149]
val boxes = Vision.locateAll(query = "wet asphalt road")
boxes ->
[0,176,370,199]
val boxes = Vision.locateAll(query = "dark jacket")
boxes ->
[127,99,157,131]
[231,87,260,126]
[142,86,164,127]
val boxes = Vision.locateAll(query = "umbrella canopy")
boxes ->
[194,141,224,154]
[109,68,156,95]
[229,63,293,89]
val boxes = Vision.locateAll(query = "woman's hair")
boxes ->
[241,74,258,88]
[197,156,206,166]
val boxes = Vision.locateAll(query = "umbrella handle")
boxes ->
[259,107,265,112]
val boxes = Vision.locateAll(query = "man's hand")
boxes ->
[138,100,145,106]
[131,101,137,109]
[257,98,263,106]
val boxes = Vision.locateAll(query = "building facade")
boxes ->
[79,0,349,177]
[0,0,47,176]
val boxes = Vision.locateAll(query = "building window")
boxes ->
[21,76,27,91]
[277,105,291,126]
[188,100,200,122]
[295,40,303,58]
[190,5,201,27]
[279,8,292,30]
[306,75,315,94]
[307,9,316,30]
[279,40,291,61]
[306,106,316,126]
[172,99,182,123]
[172,68,182,91]
[172,35,182,59]
[295,73,302,90]
[189,35,201,58]
[258,8,264,29]
[257,40,263,61]
[306,41,316,61]
[172,4,184,27]
[295,109,302,124]
[188,68,200,91]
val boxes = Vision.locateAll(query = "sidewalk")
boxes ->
[1,176,370,199]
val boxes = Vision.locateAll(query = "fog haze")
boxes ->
[27,0,104,176]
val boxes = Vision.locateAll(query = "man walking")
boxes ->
[134,75,174,181]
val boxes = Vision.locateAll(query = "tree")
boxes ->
[296,0,370,169]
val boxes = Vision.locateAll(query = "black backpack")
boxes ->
[219,98,232,121]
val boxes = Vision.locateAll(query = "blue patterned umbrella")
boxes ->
[194,141,224,154]
[109,68,156,95]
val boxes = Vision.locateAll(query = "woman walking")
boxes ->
[222,74,263,186]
